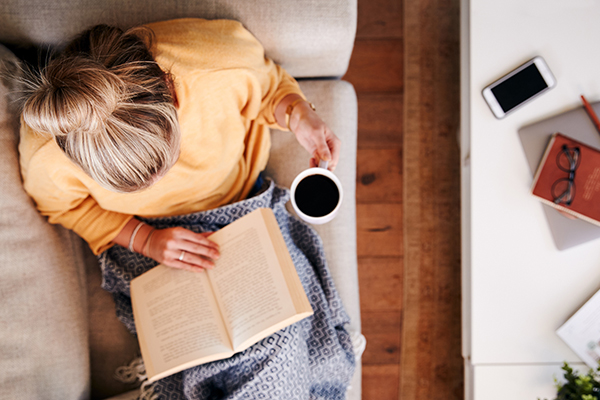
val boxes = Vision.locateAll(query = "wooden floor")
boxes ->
[343,0,463,398]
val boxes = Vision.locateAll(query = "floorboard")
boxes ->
[361,311,402,365]
[343,40,403,93]
[357,0,403,39]
[356,93,403,150]
[347,2,404,396]
[345,0,463,397]
[362,365,400,399]
[400,0,463,399]
[357,204,403,258]
[358,257,402,311]
[356,149,402,204]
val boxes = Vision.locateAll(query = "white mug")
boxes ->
[290,160,343,225]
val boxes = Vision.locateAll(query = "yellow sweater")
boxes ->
[19,18,304,254]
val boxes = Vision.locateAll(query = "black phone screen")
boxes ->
[491,64,548,112]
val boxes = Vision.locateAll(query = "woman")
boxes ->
[19,18,340,268]
[19,19,354,399]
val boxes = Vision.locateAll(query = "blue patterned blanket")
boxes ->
[97,180,356,399]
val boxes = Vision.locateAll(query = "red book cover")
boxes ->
[532,133,600,226]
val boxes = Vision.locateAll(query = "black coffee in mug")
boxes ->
[294,174,340,217]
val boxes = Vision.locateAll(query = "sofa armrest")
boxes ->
[266,79,360,331]
[266,78,361,400]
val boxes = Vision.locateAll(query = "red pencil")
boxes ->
[581,95,600,134]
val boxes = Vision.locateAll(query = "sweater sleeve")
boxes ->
[44,196,133,255]
[146,18,306,130]
[20,136,133,255]
[235,25,306,131]
[252,61,307,131]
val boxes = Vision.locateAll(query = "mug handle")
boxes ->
[318,159,329,169]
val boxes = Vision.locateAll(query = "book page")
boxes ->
[207,209,298,350]
[557,288,600,368]
[131,265,233,381]
[261,209,313,317]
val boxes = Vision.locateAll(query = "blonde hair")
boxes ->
[20,25,180,193]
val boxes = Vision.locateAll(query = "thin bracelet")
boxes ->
[285,99,316,132]
[128,221,145,252]
[142,229,156,258]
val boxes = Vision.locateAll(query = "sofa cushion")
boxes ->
[0,0,357,78]
[0,44,90,400]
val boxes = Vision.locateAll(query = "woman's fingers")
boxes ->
[171,250,216,270]
[327,130,342,171]
[292,105,342,172]
[160,229,220,256]
[314,129,332,163]
[169,260,210,272]
[175,228,220,251]
[178,239,220,261]
[147,227,221,272]
[171,229,220,270]
[311,129,341,171]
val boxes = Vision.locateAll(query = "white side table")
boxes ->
[461,0,600,398]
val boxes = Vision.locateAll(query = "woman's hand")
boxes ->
[144,227,220,272]
[290,101,342,171]
[275,94,341,171]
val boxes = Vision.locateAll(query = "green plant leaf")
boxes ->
[551,362,600,400]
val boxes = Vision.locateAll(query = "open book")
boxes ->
[130,208,313,383]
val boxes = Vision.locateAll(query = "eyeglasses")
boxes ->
[551,145,580,206]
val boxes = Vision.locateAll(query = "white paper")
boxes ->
[557,289,600,368]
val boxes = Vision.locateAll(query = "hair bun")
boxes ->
[22,56,124,137]
[19,24,180,193]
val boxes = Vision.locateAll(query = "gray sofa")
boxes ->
[0,1,361,399]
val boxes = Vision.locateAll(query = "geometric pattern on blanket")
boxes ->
[97,179,356,399]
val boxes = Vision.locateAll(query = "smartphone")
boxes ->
[482,56,556,119]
